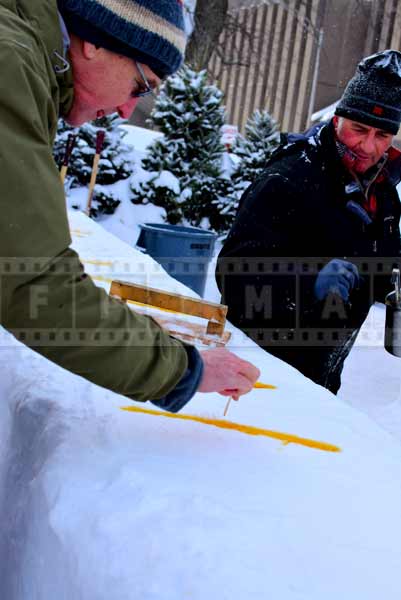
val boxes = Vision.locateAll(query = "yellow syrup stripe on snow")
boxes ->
[120,405,341,453]
[70,229,91,237]
[81,259,114,266]
[254,382,277,389]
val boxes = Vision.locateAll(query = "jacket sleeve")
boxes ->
[0,40,194,404]
[216,173,309,334]
[151,345,204,413]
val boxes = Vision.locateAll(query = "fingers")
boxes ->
[315,259,360,302]
[220,372,258,397]
[220,390,240,400]
[342,263,359,287]
[238,359,261,386]
[198,348,260,396]
[327,260,359,298]
[331,259,358,276]
[334,282,350,301]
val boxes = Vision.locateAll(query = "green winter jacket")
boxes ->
[0,0,189,401]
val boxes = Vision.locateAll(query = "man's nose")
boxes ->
[360,132,376,154]
[117,97,140,119]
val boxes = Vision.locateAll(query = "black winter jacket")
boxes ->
[217,121,401,393]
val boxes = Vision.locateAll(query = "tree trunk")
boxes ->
[185,0,229,71]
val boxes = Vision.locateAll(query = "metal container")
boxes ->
[385,269,401,357]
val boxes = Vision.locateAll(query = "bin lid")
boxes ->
[139,223,216,240]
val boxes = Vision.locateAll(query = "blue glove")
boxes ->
[314,259,359,302]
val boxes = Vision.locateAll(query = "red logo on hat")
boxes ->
[373,106,384,115]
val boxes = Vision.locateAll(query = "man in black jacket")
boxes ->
[217,50,401,393]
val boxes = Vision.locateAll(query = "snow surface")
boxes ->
[311,101,338,123]
[3,123,401,598]
[119,124,163,159]
[67,167,166,248]
[2,209,401,599]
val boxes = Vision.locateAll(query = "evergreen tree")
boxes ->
[53,114,135,188]
[232,109,280,191]
[131,65,237,232]
[131,170,183,224]
[89,187,121,219]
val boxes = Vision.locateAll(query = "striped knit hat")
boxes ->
[57,0,186,77]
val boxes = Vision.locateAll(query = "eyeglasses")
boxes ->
[131,61,155,98]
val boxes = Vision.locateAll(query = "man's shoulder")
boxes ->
[240,141,320,207]
[261,131,325,183]
[0,4,41,62]
[0,16,50,95]
[0,39,48,98]
[269,121,328,162]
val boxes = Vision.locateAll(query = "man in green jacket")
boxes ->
[0,0,259,411]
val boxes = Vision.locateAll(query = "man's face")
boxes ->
[65,35,160,126]
[333,116,394,173]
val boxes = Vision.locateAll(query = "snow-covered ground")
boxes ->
[339,304,401,438]
[2,124,401,599]
[2,210,401,600]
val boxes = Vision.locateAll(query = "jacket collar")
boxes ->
[314,121,350,185]
[55,10,70,72]
[384,145,401,187]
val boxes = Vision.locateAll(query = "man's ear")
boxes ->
[333,115,339,131]
[81,40,100,60]
[69,33,100,61]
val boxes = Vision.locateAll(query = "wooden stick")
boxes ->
[110,280,227,325]
[107,279,231,347]
[60,133,77,185]
[85,130,105,216]
[223,383,276,417]
[223,396,234,417]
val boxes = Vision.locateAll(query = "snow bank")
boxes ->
[118,124,163,159]
[1,211,401,599]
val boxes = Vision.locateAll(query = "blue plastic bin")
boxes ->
[136,223,217,296]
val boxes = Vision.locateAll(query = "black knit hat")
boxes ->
[58,0,186,78]
[335,49,401,134]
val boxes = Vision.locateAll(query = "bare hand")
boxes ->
[198,348,260,400]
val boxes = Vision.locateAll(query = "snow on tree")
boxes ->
[53,114,135,187]
[131,170,183,224]
[89,187,121,219]
[232,109,280,192]
[54,114,135,218]
[130,65,237,232]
